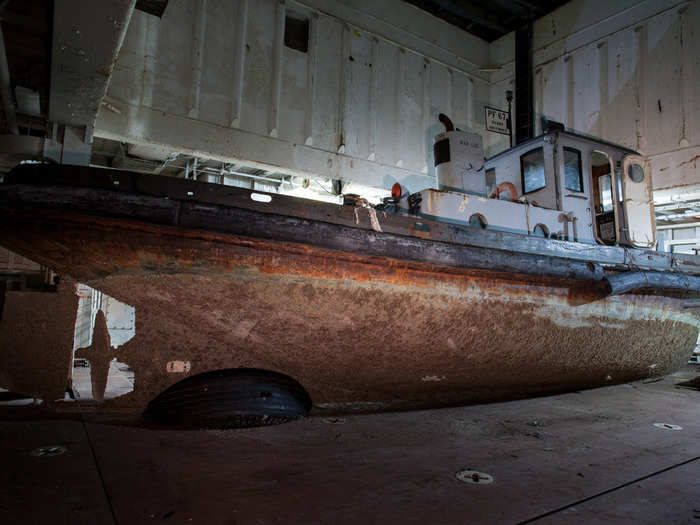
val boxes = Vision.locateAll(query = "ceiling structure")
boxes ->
[0,0,166,140]
[405,0,572,42]
[1,0,52,136]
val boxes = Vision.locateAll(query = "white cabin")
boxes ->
[399,122,656,249]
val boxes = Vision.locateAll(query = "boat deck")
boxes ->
[2,163,699,280]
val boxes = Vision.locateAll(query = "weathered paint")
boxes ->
[93,0,700,197]
[1,166,698,412]
[97,0,491,192]
[0,210,697,413]
[50,0,135,129]
[489,0,700,189]
[4,164,699,274]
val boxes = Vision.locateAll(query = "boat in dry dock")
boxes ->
[0,120,698,426]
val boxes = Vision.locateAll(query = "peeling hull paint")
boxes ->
[0,212,698,414]
[1,213,700,412]
[90,272,698,414]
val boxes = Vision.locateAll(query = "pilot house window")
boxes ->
[520,147,545,194]
[598,175,613,212]
[563,147,583,192]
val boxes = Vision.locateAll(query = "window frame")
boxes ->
[520,147,546,195]
[597,174,614,213]
[563,147,584,193]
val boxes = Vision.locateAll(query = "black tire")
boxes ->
[144,368,312,428]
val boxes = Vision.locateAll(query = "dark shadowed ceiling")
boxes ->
[406,0,572,42]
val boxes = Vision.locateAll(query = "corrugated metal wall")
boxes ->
[96,0,491,192]
[490,0,700,191]
[97,0,700,194]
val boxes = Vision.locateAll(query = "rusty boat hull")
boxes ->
[0,165,699,413]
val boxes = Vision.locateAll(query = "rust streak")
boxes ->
[676,155,700,170]
[0,208,606,303]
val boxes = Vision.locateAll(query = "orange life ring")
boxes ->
[489,182,518,202]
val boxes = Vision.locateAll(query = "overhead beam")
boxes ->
[49,0,136,130]
[427,0,509,34]
[510,0,546,15]
[94,101,436,193]
[468,0,529,17]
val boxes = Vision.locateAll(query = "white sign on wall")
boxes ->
[485,106,510,135]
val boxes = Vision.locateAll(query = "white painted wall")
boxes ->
[490,0,700,191]
[96,0,491,193]
[96,0,700,195]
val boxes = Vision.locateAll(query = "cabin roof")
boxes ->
[485,130,640,164]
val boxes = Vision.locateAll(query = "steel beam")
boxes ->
[49,0,136,129]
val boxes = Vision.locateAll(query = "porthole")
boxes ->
[627,163,645,183]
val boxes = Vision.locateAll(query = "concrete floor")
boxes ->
[1,370,699,525]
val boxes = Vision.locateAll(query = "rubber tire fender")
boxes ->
[144,368,312,428]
